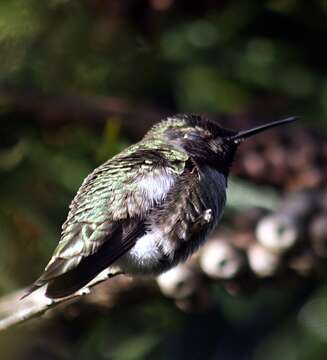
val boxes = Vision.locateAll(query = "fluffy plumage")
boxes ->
[26,115,239,298]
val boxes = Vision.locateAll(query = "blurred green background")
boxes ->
[1,1,327,359]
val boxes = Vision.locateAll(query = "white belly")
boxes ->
[117,228,174,274]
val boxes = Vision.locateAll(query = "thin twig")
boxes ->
[0,269,118,332]
[0,90,165,139]
[0,90,250,139]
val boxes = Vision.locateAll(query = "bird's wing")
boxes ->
[26,146,188,298]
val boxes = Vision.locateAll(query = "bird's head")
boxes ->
[146,114,298,174]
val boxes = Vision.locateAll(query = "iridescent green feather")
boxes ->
[39,138,188,282]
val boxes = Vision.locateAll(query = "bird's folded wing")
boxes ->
[24,148,188,298]
[44,220,146,298]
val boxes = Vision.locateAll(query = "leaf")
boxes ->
[0,140,28,172]
[96,118,122,162]
[110,333,159,360]
[227,176,279,211]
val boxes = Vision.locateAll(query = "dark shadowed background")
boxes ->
[1,1,327,359]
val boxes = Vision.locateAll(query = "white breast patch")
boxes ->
[137,170,175,204]
[118,227,174,274]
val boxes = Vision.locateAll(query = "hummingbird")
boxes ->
[25,114,297,299]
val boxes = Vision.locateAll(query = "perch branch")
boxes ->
[0,270,121,332]
[0,90,165,139]
[0,90,251,139]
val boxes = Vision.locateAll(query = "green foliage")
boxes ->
[0,1,326,122]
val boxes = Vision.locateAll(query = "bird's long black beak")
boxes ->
[228,116,298,143]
